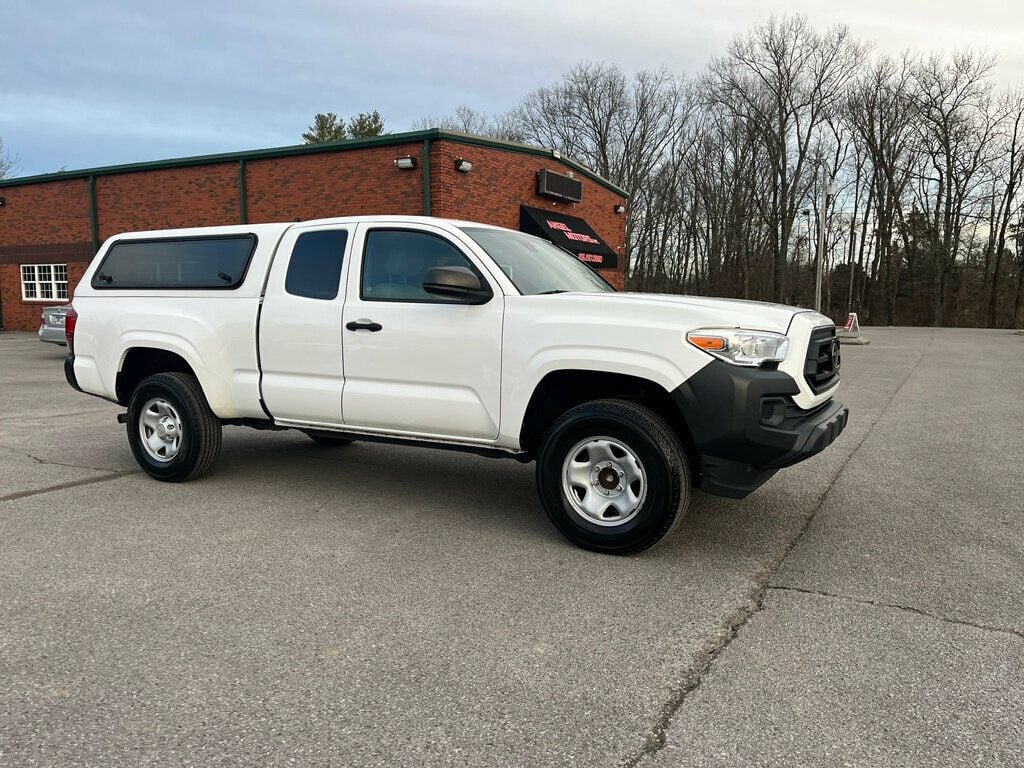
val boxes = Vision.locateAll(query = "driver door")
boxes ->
[340,222,503,440]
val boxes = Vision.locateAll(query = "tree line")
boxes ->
[419,16,1024,328]
[302,110,386,143]
[7,15,1022,327]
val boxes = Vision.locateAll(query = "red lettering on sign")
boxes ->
[577,253,602,263]
[564,232,600,244]
[546,219,600,244]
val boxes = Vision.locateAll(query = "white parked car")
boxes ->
[63,216,847,554]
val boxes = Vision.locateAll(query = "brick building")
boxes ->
[0,130,628,332]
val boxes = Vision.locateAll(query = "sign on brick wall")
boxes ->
[519,206,618,269]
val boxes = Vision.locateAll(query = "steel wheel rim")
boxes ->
[138,397,183,462]
[561,436,647,527]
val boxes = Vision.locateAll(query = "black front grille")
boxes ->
[804,326,841,393]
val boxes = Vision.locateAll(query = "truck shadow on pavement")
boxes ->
[206,427,796,562]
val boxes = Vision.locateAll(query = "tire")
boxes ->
[126,372,222,482]
[307,434,354,446]
[536,399,690,555]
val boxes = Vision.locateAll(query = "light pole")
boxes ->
[801,209,811,301]
[814,171,834,314]
[846,218,857,313]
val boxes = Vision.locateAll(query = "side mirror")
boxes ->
[422,266,491,304]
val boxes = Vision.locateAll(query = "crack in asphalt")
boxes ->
[0,408,114,422]
[621,334,936,768]
[24,453,124,472]
[0,470,138,503]
[768,584,1024,641]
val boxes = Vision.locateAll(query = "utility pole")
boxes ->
[847,217,857,313]
[815,171,833,313]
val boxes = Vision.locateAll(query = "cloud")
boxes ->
[1,0,1021,175]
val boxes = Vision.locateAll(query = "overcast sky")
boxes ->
[2,0,1022,177]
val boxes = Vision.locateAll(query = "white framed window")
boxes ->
[21,263,69,301]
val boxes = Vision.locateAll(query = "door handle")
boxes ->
[346,319,383,332]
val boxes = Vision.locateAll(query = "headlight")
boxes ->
[686,328,790,367]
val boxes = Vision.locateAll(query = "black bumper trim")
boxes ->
[672,360,848,499]
[64,354,83,392]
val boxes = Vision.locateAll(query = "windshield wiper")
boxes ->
[538,289,569,295]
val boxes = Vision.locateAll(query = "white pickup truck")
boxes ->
[64,215,847,554]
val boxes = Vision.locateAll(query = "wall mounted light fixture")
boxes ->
[454,158,472,173]
[394,156,417,170]
[613,204,626,214]
[0,197,6,207]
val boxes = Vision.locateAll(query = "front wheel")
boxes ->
[126,372,222,482]
[536,399,690,555]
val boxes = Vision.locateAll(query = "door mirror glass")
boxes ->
[423,266,491,303]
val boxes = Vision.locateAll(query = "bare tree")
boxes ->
[845,55,918,323]
[0,136,18,179]
[704,16,867,301]
[512,63,687,196]
[412,106,523,142]
[510,63,688,288]
[981,91,1024,326]
[909,51,999,325]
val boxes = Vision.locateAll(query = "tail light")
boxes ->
[65,308,78,353]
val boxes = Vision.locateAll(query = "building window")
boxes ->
[21,263,69,301]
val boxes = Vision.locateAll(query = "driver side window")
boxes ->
[360,229,481,303]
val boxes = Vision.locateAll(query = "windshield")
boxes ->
[460,227,614,295]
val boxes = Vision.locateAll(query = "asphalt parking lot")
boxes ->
[1,327,1021,767]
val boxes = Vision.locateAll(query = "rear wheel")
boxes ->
[126,372,222,482]
[536,399,690,555]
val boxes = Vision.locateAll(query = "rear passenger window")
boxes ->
[92,235,257,289]
[285,230,349,300]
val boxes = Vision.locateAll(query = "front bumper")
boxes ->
[672,360,848,499]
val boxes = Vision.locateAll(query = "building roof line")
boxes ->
[0,129,628,198]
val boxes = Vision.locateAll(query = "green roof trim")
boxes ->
[0,129,628,198]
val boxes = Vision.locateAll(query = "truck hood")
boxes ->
[561,292,808,334]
